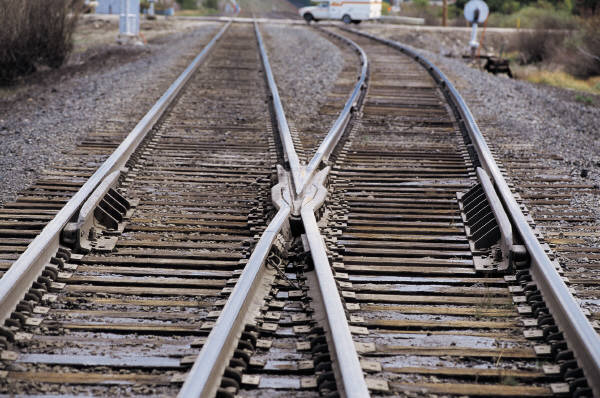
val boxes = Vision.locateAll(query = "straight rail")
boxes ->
[254,22,303,195]
[0,22,231,326]
[342,26,600,397]
[301,170,371,398]
[177,202,291,398]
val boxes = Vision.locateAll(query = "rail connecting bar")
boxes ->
[343,27,600,397]
[0,21,231,325]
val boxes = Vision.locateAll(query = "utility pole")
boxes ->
[443,0,448,27]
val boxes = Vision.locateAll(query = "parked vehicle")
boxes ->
[299,0,381,24]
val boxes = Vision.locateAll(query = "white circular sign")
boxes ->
[464,0,489,24]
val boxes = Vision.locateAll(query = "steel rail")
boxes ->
[177,201,291,398]
[0,21,231,326]
[342,26,600,396]
[300,170,370,398]
[254,22,303,195]
[181,22,371,397]
[299,27,368,196]
[177,22,303,397]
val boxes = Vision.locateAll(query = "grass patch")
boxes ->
[518,69,600,95]
[575,93,594,105]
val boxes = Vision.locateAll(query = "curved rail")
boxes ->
[342,26,600,397]
[0,22,231,326]
[299,28,369,196]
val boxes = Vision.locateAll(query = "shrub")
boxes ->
[401,0,440,25]
[564,15,600,77]
[514,28,568,64]
[0,0,82,84]
[508,5,576,64]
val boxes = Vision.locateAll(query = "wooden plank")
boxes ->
[61,297,211,307]
[108,249,243,260]
[341,232,467,243]
[390,382,551,396]
[353,284,508,296]
[66,285,220,296]
[346,225,462,234]
[61,322,204,334]
[16,353,182,368]
[339,240,469,250]
[355,293,510,305]
[65,275,226,288]
[115,240,247,250]
[360,304,516,317]
[379,345,537,359]
[384,366,544,379]
[343,247,471,258]
[7,371,173,385]
[76,265,233,279]
[52,309,206,320]
[80,257,239,269]
[344,265,476,276]
[343,256,473,267]
[367,319,517,330]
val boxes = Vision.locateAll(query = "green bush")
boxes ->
[0,0,82,84]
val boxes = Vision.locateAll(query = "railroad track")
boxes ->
[0,19,599,398]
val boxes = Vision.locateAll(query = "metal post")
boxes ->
[469,22,479,56]
[442,0,447,27]
[118,0,140,43]
[148,0,155,18]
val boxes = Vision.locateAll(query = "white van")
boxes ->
[299,0,382,24]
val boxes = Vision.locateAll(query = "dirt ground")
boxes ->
[353,24,520,58]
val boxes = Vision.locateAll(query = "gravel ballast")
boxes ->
[0,21,219,206]
[263,24,344,122]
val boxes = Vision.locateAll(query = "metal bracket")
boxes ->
[457,167,525,272]
[61,171,136,253]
